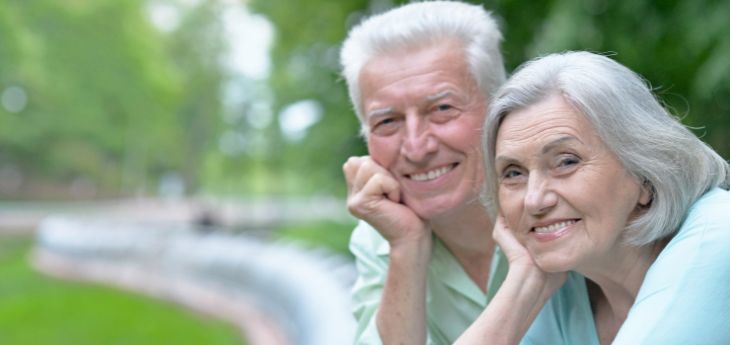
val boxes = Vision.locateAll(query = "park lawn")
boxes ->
[0,234,245,345]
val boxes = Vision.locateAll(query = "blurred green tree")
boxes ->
[0,0,225,199]
[493,0,730,155]
[1,0,727,200]
[246,0,371,196]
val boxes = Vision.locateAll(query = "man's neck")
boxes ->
[430,200,495,292]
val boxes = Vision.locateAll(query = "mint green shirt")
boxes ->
[523,188,730,344]
[349,221,507,345]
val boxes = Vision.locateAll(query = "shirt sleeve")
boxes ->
[349,221,387,345]
[613,189,730,345]
[521,272,597,345]
[349,221,480,345]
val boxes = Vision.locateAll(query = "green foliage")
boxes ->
[0,235,245,345]
[2,0,727,200]
[0,0,225,198]
[247,0,370,197]
[490,0,730,156]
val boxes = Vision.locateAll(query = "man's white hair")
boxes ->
[340,1,506,135]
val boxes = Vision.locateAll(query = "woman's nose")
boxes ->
[524,174,558,216]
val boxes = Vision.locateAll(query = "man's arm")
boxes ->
[350,222,431,345]
[344,156,432,345]
[376,229,431,345]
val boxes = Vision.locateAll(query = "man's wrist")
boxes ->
[388,229,432,260]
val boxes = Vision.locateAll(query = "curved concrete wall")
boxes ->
[33,216,357,345]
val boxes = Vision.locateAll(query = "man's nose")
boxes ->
[400,116,437,163]
[524,173,558,216]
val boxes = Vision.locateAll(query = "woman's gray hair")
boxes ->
[340,1,506,135]
[483,51,730,246]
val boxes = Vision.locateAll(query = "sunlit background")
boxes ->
[1,0,728,344]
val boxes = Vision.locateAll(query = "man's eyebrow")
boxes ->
[426,91,454,102]
[366,107,394,119]
[542,136,579,154]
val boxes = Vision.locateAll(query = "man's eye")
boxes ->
[431,104,459,123]
[371,117,401,135]
[379,118,395,125]
[374,117,398,129]
[435,104,453,112]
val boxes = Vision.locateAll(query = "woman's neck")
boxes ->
[582,239,667,344]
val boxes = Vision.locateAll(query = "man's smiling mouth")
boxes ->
[407,163,457,182]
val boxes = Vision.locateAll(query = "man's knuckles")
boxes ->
[346,194,384,218]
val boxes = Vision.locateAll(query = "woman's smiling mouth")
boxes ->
[531,219,580,242]
[533,219,578,234]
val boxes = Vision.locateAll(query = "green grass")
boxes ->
[0,234,245,345]
[273,220,356,257]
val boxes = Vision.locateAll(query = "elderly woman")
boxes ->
[456,51,730,344]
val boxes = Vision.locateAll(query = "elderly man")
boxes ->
[339,2,507,344]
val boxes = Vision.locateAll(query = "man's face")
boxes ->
[358,40,487,221]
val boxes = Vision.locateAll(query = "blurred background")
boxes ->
[1,0,728,344]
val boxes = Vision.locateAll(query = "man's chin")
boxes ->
[405,198,457,222]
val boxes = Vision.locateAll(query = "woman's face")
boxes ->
[494,94,650,272]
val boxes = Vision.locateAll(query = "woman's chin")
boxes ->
[533,255,573,273]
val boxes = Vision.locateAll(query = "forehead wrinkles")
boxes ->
[497,114,584,149]
[361,68,469,115]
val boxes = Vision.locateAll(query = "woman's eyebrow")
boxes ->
[494,155,519,167]
[495,136,579,164]
[542,136,578,154]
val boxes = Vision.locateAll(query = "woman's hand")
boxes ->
[492,215,533,268]
[494,214,567,300]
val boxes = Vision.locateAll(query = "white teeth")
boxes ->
[534,220,576,234]
[410,165,453,182]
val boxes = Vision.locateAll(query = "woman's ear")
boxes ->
[638,180,653,207]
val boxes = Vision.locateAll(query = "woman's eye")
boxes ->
[501,167,523,180]
[556,154,580,169]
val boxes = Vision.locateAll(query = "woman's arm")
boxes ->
[455,217,566,345]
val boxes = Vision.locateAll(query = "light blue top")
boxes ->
[523,188,730,344]
[349,221,507,345]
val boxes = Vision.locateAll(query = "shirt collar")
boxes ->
[429,235,488,306]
